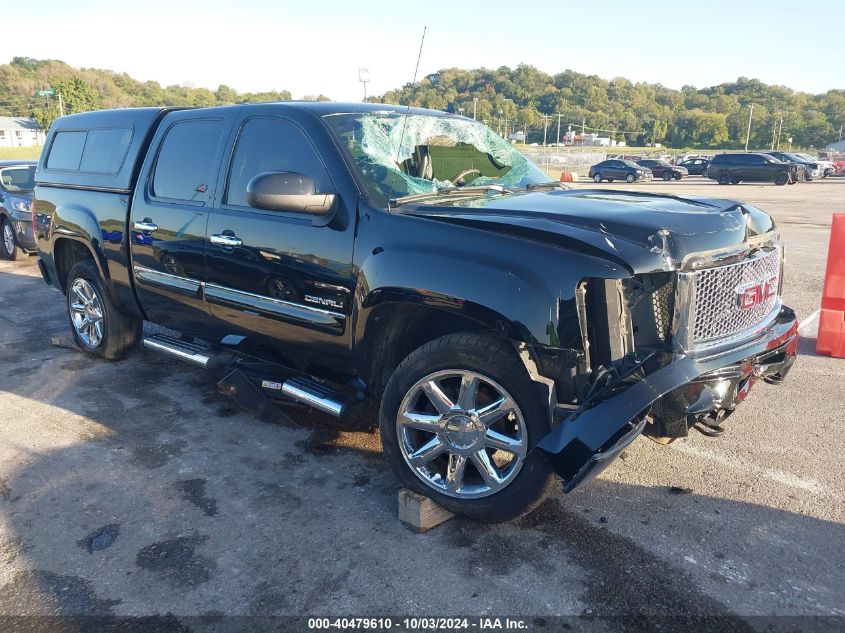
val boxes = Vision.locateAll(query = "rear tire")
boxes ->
[66,259,142,360]
[718,172,732,185]
[774,172,789,186]
[1,218,27,261]
[662,172,672,181]
[380,333,556,522]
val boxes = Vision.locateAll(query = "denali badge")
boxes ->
[304,295,345,310]
[736,276,778,310]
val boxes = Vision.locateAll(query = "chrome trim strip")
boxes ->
[143,337,211,367]
[672,273,696,353]
[281,379,346,417]
[204,282,346,326]
[133,265,202,295]
[680,231,779,270]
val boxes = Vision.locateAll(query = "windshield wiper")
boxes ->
[392,184,512,206]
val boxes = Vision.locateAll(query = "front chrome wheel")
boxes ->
[2,222,15,256]
[69,278,105,348]
[396,369,528,499]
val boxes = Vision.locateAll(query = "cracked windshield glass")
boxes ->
[323,111,551,207]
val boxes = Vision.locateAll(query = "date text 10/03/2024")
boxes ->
[307,617,529,630]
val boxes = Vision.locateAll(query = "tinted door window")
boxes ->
[226,117,330,208]
[152,119,224,202]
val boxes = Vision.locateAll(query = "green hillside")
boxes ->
[1,56,842,149]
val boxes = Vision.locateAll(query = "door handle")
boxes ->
[210,233,243,248]
[133,219,159,232]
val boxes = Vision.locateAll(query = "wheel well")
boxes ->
[362,303,499,395]
[54,239,95,293]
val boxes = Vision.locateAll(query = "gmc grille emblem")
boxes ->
[736,276,778,310]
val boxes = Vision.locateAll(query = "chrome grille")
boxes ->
[689,247,782,344]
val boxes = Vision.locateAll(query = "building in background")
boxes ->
[0,117,45,147]
[825,139,845,153]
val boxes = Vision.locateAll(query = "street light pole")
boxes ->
[744,103,754,151]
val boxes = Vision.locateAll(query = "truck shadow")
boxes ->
[0,265,843,628]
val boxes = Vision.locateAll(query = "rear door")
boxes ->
[129,110,234,332]
[203,109,356,373]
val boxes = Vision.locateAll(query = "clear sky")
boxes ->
[3,0,843,101]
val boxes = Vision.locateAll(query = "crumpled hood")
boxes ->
[404,188,776,273]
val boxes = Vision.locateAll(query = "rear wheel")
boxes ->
[774,172,789,186]
[662,171,672,181]
[1,219,27,261]
[718,172,732,185]
[380,333,556,522]
[66,259,142,360]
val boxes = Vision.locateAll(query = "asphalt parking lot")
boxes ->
[0,177,843,628]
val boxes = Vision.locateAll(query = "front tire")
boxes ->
[1,218,27,261]
[66,259,142,360]
[593,173,602,183]
[380,333,556,522]
[774,172,789,186]
[718,172,732,185]
[625,174,635,183]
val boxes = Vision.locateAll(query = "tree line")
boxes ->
[379,65,844,149]
[1,57,842,149]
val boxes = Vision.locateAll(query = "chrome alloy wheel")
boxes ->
[396,370,528,499]
[2,222,15,256]
[69,278,105,348]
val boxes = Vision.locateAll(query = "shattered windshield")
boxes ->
[322,111,550,208]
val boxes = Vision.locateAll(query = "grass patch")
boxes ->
[0,146,43,161]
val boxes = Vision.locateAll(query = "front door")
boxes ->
[204,112,356,375]
[130,112,233,332]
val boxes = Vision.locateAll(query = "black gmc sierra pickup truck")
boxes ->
[33,103,798,521]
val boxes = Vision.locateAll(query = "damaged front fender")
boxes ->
[537,308,798,492]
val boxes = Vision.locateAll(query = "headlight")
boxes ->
[12,200,30,213]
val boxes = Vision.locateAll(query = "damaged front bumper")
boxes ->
[536,306,799,493]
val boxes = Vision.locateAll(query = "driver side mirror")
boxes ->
[246,172,337,222]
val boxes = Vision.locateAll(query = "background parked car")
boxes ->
[677,157,710,175]
[588,159,652,183]
[705,153,805,186]
[0,160,37,261]
[765,151,821,181]
[793,152,835,177]
[636,159,688,180]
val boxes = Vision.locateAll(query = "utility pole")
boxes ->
[541,114,552,148]
[744,104,754,151]
[472,97,477,120]
[556,112,562,146]
[776,117,783,151]
[839,124,843,141]
[358,68,370,102]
